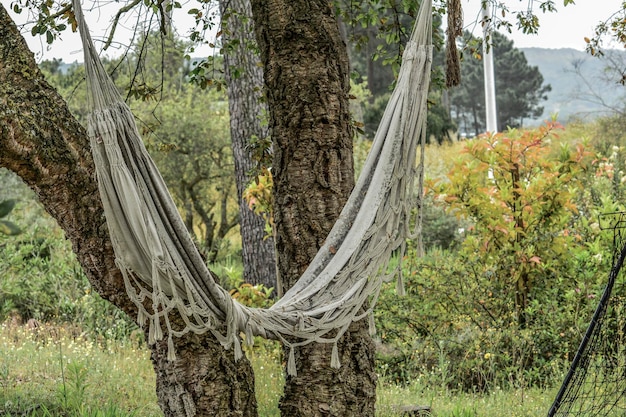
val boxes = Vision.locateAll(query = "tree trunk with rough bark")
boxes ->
[249,1,378,415]
[219,0,277,290]
[0,5,257,416]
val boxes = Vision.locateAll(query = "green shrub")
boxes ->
[210,256,245,290]
[230,283,274,309]
[0,224,139,343]
[429,123,592,328]
[0,200,21,236]
[421,196,465,252]
[374,246,603,392]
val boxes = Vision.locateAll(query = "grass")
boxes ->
[247,342,283,417]
[0,321,564,417]
[0,321,159,416]
[376,380,558,417]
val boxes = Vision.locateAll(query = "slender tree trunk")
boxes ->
[512,163,529,328]
[219,0,277,290]
[0,5,257,416]
[250,1,377,415]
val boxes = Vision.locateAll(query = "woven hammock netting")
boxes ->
[548,213,626,416]
[72,0,432,374]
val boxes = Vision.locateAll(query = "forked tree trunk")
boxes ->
[250,1,377,415]
[219,0,277,290]
[0,5,257,416]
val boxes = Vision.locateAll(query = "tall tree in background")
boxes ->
[494,32,552,130]
[451,31,551,133]
[250,0,377,415]
[219,0,277,290]
[341,4,456,144]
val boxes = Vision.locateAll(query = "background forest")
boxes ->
[3,10,626,417]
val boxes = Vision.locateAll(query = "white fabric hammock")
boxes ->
[72,0,432,375]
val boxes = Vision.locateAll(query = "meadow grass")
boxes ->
[0,322,159,416]
[376,379,558,417]
[0,322,560,417]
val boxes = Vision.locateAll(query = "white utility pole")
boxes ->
[482,3,498,133]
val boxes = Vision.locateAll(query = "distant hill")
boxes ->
[520,47,626,125]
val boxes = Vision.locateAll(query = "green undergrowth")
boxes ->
[0,322,158,416]
[0,321,562,417]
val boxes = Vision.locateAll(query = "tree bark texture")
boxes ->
[219,0,277,290]
[0,5,257,416]
[249,1,377,416]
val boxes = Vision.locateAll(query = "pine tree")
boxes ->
[451,31,551,134]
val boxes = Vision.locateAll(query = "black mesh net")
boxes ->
[548,212,626,416]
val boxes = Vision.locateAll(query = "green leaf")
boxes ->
[0,220,21,236]
[46,30,54,44]
[0,199,16,218]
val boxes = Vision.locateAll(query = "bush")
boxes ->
[429,123,592,327]
[421,196,465,252]
[374,245,604,392]
[0,224,139,343]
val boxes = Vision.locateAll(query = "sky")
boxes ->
[6,0,217,63]
[5,0,625,63]
[462,0,624,51]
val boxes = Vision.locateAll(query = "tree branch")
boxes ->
[103,0,142,50]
